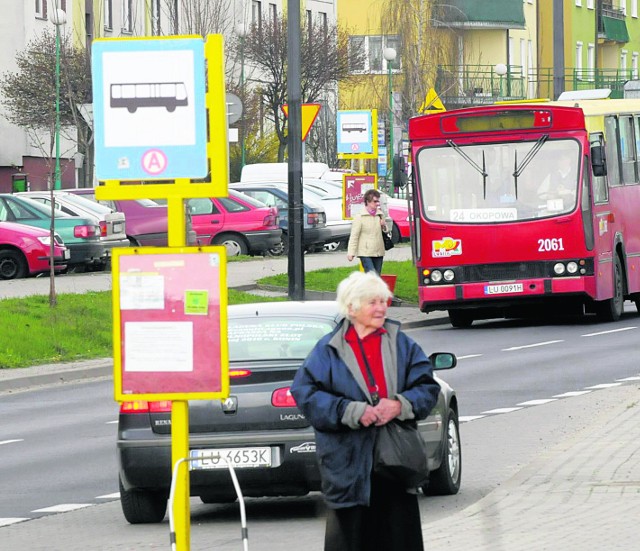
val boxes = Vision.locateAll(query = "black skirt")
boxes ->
[324,474,424,551]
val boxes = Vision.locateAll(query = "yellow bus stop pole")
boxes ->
[167,192,190,550]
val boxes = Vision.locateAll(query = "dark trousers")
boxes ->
[324,475,424,551]
[359,257,383,276]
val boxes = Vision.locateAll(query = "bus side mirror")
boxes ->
[393,155,408,189]
[591,144,607,177]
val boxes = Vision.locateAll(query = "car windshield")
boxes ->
[11,196,74,218]
[416,138,580,223]
[228,317,334,361]
[60,193,114,214]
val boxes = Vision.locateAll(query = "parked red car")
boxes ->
[187,190,281,256]
[0,221,69,279]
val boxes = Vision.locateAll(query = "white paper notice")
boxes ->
[120,274,165,310]
[124,321,193,372]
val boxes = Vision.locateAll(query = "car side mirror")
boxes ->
[429,352,457,370]
[591,144,607,177]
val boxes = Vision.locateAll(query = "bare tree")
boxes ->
[242,14,363,161]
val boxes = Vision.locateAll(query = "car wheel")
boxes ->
[596,255,624,322]
[448,310,473,328]
[268,234,288,256]
[212,233,248,256]
[119,476,168,524]
[324,241,340,252]
[0,250,28,280]
[391,222,401,244]
[128,237,140,247]
[422,408,461,496]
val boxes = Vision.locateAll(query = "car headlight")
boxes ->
[567,261,578,274]
[553,263,566,275]
[37,236,52,246]
[431,270,443,283]
[443,269,455,282]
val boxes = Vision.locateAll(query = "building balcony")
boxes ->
[433,0,525,30]
[435,65,635,109]
[598,1,629,42]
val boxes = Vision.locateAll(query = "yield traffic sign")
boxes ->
[281,103,321,141]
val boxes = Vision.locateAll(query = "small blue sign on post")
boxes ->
[92,37,208,181]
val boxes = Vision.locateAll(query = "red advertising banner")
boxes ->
[343,173,378,220]
[112,247,229,401]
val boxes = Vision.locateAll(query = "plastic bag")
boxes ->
[373,420,428,488]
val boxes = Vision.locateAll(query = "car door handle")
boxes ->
[210,220,220,224]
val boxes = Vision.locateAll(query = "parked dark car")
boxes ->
[0,221,69,279]
[0,194,104,271]
[116,301,461,524]
[230,182,329,255]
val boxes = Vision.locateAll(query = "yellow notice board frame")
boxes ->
[112,246,229,402]
[95,34,228,201]
[337,109,379,161]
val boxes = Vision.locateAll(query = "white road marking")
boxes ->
[553,390,592,398]
[481,407,523,414]
[105,420,118,424]
[459,415,486,423]
[581,326,637,337]
[0,439,24,446]
[96,493,120,499]
[616,376,640,382]
[584,383,623,390]
[517,398,558,406]
[502,340,564,351]
[31,504,92,513]
[0,518,29,527]
[456,354,483,360]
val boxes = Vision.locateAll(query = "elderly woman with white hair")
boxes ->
[290,271,440,551]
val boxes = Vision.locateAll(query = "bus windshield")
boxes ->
[416,139,579,223]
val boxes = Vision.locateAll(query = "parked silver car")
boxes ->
[17,191,129,267]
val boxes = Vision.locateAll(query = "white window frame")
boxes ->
[252,0,262,30]
[632,0,638,17]
[122,0,133,33]
[349,35,401,75]
[587,0,594,8]
[587,43,595,81]
[576,41,584,79]
[633,52,639,79]
[104,0,113,30]
[35,0,46,18]
[621,50,628,74]
[150,0,161,35]
[575,0,582,6]
[621,0,628,16]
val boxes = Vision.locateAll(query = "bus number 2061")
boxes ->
[538,238,565,252]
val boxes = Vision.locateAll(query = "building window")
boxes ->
[633,0,638,17]
[587,0,594,8]
[576,41,583,79]
[621,50,628,74]
[575,0,582,6]
[104,0,113,30]
[122,0,133,32]
[588,43,595,81]
[252,0,262,31]
[633,52,639,78]
[151,0,161,35]
[520,38,526,77]
[349,35,401,74]
[621,0,628,15]
[269,3,277,25]
[317,12,328,36]
[35,0,46,18]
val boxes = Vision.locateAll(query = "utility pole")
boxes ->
[553,0,565,99]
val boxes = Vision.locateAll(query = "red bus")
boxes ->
[408,98,640,327]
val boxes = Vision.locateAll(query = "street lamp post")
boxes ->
[383,47,397,189]
[495,63,507,99]
[51,7,67,191]
[236,23,248,171]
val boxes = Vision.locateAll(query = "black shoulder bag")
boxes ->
[357,338,429,488]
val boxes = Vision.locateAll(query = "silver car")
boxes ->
[116,301,461,524]
[17,191,129,267]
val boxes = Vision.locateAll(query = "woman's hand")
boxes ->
[347,254,355,262]
[372,398,402,426]
[359,405,379,427]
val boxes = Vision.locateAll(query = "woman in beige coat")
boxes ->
[347,189,388,275]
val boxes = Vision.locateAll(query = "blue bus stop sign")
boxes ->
[92,37,207,181]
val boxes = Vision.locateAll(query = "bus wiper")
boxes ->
[446,140,488,198]
[512,135,549,198]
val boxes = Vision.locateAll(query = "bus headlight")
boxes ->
[567,262,578,274]
[553,263,566,275]
[431,270,443,283]
[443,269,455,282]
